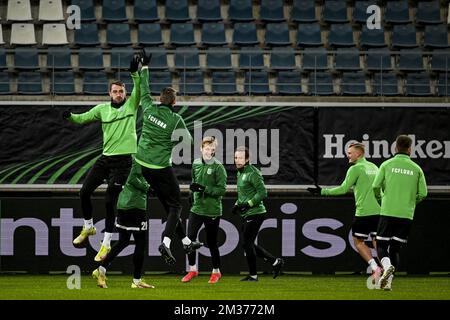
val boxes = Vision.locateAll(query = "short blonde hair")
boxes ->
[348,142,365,154]
[201,136,217,148]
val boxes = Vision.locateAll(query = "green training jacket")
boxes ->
[117,160,149,211]
[236,164,267,219]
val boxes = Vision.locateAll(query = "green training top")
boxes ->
[372,153,427,220]
[190,158,227,217]
[321,157,381,217]
[135,67,192,169]
[69,72,141,156]
[117,160,149,211]
[236,164,267,218]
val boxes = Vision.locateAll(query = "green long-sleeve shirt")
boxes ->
[190,158,227,217]
[373,153,427,220]
[69,72,140,156]
[236,164,267,218]
[135,67,192,168]
[117,160,149,211]
[321,157,380,217]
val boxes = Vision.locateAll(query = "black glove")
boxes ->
[62,110,71,119]
[232,205,240,215]
[189,183,205,193]
[129,54,140,73]
[139,49,151,66]
[232,202,250,215]
[307,185,322,195]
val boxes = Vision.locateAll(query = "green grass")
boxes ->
[1,274,449,300]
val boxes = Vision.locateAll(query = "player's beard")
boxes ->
[111,97,126,108]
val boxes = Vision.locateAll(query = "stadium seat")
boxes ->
[197,0,222,22]
[430,49,450,72]
[229,0,254,22]
[397,49,424,72]
[83,71,109,95]
[206,48,232,70]
[423,24,449,49]
[0,25,5,45]
[372,72,399,96]
[360,25,386,48]
[341,72,367,95]
[302,47,328,71]
[201,23,227,46]
[7,0,32,21]
[276,71,302,95]
[146,48,168,70]
[78,48,104,70]
[436,73,450,96]
[296,23,323,47]
[102,0,128,22]
[0,73,11,94]
[70,0,96,22]
[138,24,163,46]
[291,0,317,23]
[174,48,200,70]
[74,23,100,46]
[405,73,431,96]
[211,71,238,94]
[166,0,190,22]
[260,0,285,22]
[416,1,442,25]
[51,72,75,95]
[334,48,361,71]
[110,47,134,69]
[114,72,133,92]
[42,24,68,45]
[384,0,410,24]
[170,24,196,46]
[353,0,379,24]
[328,23,355,47]
[106,24,131,46]
[10,23,36,45]
[308,72,334,95]
[17,72,43,94]
[0,49,7,70]
[134,0,159,22]
[233,23,259,46]
[323,0,348,23]
[391,24,417,48]
[149,72,173,94]
[265,23,291,47]
[270,47,297,70]
[38,0,64,21]
[46,47,72,70]
[239,47,265,70]
[14,48,40,70]
[365,48,393,71]
[244,71,271,95]
[178,71,205,95]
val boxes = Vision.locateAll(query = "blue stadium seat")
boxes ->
[106,24,131,46]
[110,47,134,69]
[211,71,238,95]
[397,49,424,72]
[365,48,393,71]
[134,0,159,22]
[114,72,133,92]
[46,47,72,70]
[265,23,291,47]
[291,0,317,23]
[353,1,379,24]
[201,23,227,46]
[416,1,442,25]
[276,71,302,95]
[78,48,104,70]
[244,71,271,95]
[197,0,222,22]
[74,23,100,46]
[296,23,323,47]
[178,71,205,95]
[239,47,265,70]
[423,24,449,49]
[372,72,398,96]
[102,0,127,22]
[146,48,168,70]
[391,24,417,48]
[334,48,361,71]
[323,1,348,23]
[0,73,11,94]
[166,0,190,22]
[233,23,259,46]
[14,48,40,70]
[436,73,450,96]
[270,47,297,70]
[260,0,285,22]
[0,49,7,70]
[149,72,173,94]
[170,24,196,46]
[360,25,386,48]
[405,73,431,96]
[430,50,450,72]
[328,23,355,47]
[174,48,200,70]
[51,72,75,95]
[206,48,232,70]
[138,24,163,46]
[302,47,328,71]
[229,0,254,22]
[384,0,410,24]
[17,72,43,94]
[341,72,367,95]
[308,72,334,95]
[83,71,109,95]
[70,0,96,22]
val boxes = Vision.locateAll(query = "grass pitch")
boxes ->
[0,273,449,300]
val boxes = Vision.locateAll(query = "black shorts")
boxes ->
[116,209,148,232]
[376,216,412,244]
[351,215,380,239]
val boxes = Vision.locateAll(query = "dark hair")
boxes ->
[109,80,125,91]
[235,146,250,160]
[396,135,412,153]
[160,87,177,105]
[348,142,365,154]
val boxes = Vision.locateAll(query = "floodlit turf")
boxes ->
[0,274,449,300]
